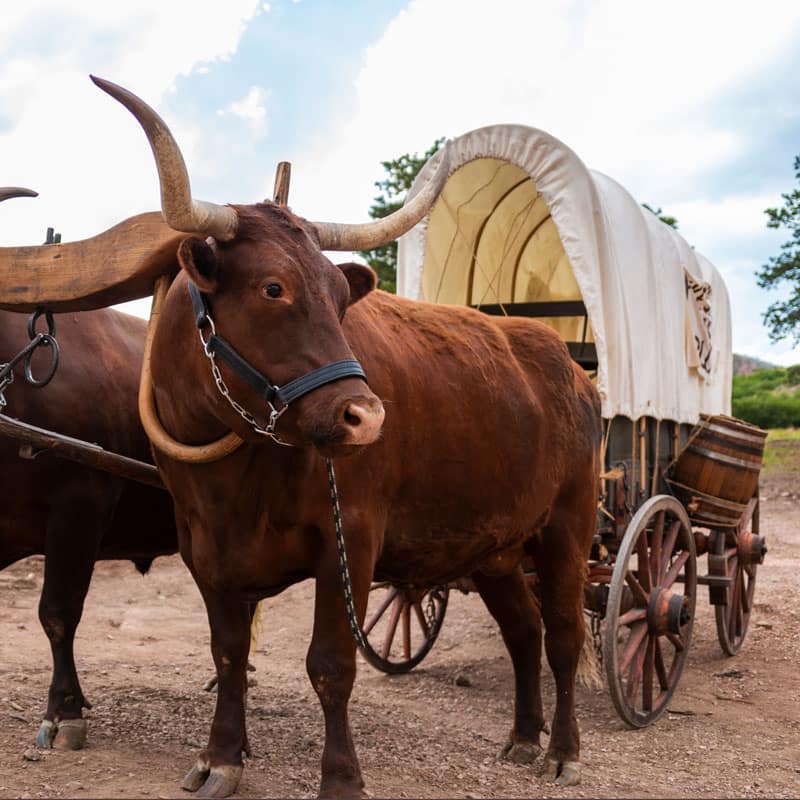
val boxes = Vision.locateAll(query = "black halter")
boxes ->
[188,280,367,443]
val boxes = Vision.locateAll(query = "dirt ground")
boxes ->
[1,458,799,799]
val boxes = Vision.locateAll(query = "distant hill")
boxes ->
[733,353,777,376]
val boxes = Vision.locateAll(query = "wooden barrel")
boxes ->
[667,415,766,528]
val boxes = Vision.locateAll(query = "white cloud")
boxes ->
[0,0,260,248]
[283,0,800,365]
[2,0,799,367]
[217,86,269,137]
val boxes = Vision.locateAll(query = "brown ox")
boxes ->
[96,78,601,799]
[0,190,177,751]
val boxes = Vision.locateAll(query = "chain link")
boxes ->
[0,366,13,409]
[0,311,61,408]
[325,457,368,650]
[590,609,603,665]
[198,326,291,447]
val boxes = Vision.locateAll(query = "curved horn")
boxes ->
[0,187,38,202]
[312,140,452,251]
[90,76,238,241]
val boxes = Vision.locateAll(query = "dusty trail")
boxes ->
[1,465,798,798]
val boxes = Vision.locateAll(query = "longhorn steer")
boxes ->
[95,77,601,799]
[0,190,178,751]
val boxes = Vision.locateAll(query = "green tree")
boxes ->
[360,138,444,293]
[642,203,678,229]
[757,155,800,343]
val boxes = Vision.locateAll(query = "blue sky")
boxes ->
[1,0,800,365]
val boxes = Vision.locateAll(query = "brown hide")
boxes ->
[0,307,177,742]
[149,203,601,797]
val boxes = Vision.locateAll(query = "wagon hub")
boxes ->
[646,586,691,636]
[737,531,767,566]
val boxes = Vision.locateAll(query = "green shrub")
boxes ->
[731,365,800,427]
[733,393,800,428]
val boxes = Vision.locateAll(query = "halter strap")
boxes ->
[188,280,367,411]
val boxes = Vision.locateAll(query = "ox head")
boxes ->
[91,77,451,455]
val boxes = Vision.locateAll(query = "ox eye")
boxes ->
[264,283,282,299]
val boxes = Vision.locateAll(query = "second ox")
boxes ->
[93,76,601,799]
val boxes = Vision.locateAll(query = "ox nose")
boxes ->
[341,395,385,445]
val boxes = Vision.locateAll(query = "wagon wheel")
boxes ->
[604,495,697,728]
[713,492,764,656]
[359,583,449,674]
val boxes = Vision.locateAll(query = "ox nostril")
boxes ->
[344,406,362,427]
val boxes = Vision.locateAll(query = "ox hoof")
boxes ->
[499,737,542,765]
[195,765,243,799]
[182,759,210,792]
[53,718,87,751]
[318,779,369,799]
[35,720,56,749]
[543,756,582,786]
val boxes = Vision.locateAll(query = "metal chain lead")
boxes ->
[197,324,291,446]
[0,367,13,409]
[590,609,603,665]
[325,457,367,650]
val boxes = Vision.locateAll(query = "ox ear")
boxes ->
[177,236,219,293]
[338,262,377,306]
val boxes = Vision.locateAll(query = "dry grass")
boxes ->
[763,428,800,472]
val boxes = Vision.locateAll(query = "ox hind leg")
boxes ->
[36,491,113,750]
[528,486,595,786]
[472,566,546,763]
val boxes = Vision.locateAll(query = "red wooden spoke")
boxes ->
[618,607,647,627]
[744,563,756,579]
[654,637,669,690]
[726,556,740,636]
[642,637,655,712]
[619,621,648,674]
[381,595,404,660]
[625,570,649,606]
[650,510,665,585]
[660,520,681,577]
[662,550,690,589]
[625,634,648,706]
[741,570,752,614]
[635,533,652,592]
[412,601,429,638]
[736,569,746,637]
[363,586,397,635]
[666,631,684,652]
[402,603,411,660]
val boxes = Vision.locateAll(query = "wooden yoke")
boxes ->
[0,212,183,312]
[139,163,293,463]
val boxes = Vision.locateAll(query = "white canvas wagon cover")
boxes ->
[397,124,732,425]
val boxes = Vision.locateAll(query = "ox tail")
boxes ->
[576,616,602,690]
[250,601,263,650]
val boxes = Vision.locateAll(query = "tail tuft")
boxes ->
[577,617,602,690]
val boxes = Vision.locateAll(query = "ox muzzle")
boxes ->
[189,280,373,446]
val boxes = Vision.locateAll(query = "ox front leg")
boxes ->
[183,591,251,799]
[307,538,372,799]
[36,505,105,750]
[472,567,546,764]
